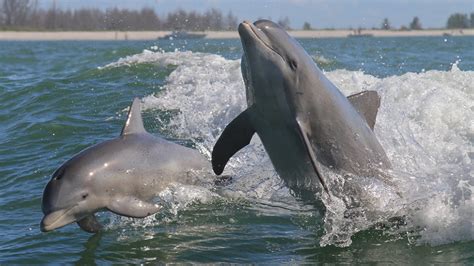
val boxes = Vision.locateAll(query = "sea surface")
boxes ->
[0,36,473,263]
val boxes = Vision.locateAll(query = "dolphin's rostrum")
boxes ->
[41,98,209,233]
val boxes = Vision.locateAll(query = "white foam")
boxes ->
[325,65,473,246]
[409,188,473,245]
[313,55,334,66]
[104,50,473,247]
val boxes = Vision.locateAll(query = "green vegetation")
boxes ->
[381,18,391,30]
[410,17,422,30]
[277,17,291,30]
[1,0,474,31]
[446,13,472,28]
[382,13,474,30]
[0,0,238,31]
[302,21,312,30]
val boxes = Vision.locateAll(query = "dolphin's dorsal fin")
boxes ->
[121,98,146,136]
[212,108,256,175]
[347,90,381,130]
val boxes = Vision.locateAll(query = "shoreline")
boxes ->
[0,29,473,41]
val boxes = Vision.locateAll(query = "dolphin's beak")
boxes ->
[238,21,254,42]
[40,207,76,232]
[239,21,270,43]
[238,20,276,56]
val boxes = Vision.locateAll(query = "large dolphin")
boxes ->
[212,20,391,196]
[41,98,210,233]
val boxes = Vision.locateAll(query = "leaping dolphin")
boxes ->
[212,20,391,195]
[41,98,210,233]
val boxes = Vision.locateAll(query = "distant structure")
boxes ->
[158,31,206,40]
[348,28,373,37]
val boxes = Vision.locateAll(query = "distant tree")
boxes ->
[56,9,73,30]
[277,16,291,30]
[135,8,161,30]
[446,13,469,29]
[166,9,189,30]
[470,12,474,28]
[105,8,123,30]
[381,18,391,30]
[409,16,422,30]
[0,1,4,24]
[224,10,237,30]
[188,11,203,31]
[209,9,223,30]
[400,25,409,31]
[43,0,57,29]
[2,0,32,26]
[28,3,45,28]
[302,21,311,30]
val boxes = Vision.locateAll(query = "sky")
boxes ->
[39,0,474,29]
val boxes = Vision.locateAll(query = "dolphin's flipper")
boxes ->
[212,109,256,175]
[295,118,329,194]
[347,91,381,130]
[77,214,103,233]
[108,197,161,218]
[121,97,146,136]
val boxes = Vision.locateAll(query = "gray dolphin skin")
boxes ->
[41,98,209,233]
[212,20,391,195]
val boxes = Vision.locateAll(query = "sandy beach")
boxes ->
[0,29,473,41]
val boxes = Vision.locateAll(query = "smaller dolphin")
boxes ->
[41,98,210,233]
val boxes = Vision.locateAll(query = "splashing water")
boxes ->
[102,49,473,247]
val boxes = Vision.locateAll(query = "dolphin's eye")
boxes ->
[53,168,65,181]
[289,60,298,70]
[82,193,89,200]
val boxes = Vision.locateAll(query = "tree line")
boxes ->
[379,12,474,31]
[379,17,423,30]
[1,0,474,31]
[0,0,238,31]
[446,12,474,29]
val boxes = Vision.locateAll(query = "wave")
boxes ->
[102,50,473,247]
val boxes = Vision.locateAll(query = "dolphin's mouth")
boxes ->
[239,21,284,60]
[40,205,77,232]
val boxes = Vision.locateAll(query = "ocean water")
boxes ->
[0,36,473,263]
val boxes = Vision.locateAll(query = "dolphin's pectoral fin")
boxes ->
[108,197,161,218]
[77,214,103,233]
[347,90,381,130]
[121,98,147,136]
[212,109,256,175]
[295,118,329,194]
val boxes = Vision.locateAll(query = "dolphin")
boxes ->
[212,20,391,196]
[41,98,210,233]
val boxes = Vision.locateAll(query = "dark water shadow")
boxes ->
[75,232,103,265]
